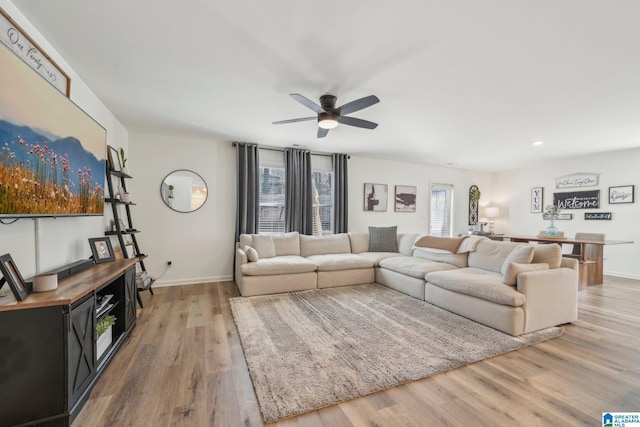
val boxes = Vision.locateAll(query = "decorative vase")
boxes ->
[546,220,558,237]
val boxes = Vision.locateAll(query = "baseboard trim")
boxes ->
[603,271,640,281]
[154,275,233,287]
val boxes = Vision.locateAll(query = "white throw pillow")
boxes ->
[252,234,276,259]
[243,245,259,262]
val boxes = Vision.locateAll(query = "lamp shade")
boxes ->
[485,207,500,218]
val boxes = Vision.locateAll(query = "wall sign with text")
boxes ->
[555,172,599,189]
[553,190,600,209]
[531,187,543,213]
[0,7,70,96]
[585,212,612,220]
[609,185,634,204]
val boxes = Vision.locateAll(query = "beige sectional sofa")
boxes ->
[235,230,579,336]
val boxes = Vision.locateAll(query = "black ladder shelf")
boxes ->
[105,168,155,307]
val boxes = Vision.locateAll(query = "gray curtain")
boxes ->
[284,148,313,235]
[235,142,260,239]
[332,153,349,233]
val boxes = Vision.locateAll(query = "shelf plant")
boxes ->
[97,314,116,338]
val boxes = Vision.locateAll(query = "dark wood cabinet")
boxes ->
[0,259,138,427]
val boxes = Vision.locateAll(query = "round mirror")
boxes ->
[160,170,208,213]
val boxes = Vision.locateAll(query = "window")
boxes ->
[312,154,333,235]
[257,150,334,235]
[258,150,285,233]
[430,183,454,237]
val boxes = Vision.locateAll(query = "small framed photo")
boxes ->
[609,185,634,204]
[363,183,388,212]
[395,185,417,212]
[0,253,31,301]
[531,187,543,213]
[107,145,121,172]
[89,237,116,263]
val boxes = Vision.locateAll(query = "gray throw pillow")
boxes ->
[368,226,398,252]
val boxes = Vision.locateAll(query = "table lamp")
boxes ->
[485,207,500,234]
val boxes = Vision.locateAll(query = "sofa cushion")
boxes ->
[241,255,317,276]
[500,245,535,279]
[306,253,374,272]
[379,256,458,279]
[532,243,562,269]
[242,245,259,262]
[397,233,419,255]
[272,232,300,256]
[502,262,549,285]
[414,235,468,253]
[349,232,418,256]
[412,247,468,268]
[356,252,403,266]
[300,234,351,257]
[426,268,525,307]
[369,226,398,252]
[348,232,370,254]
[468,240,531,274]
[252,234,277,259]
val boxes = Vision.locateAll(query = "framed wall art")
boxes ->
[363,183,388,212]
[609,185,634,204]
[531,187,543,213]
[0,253,30,301]
[395,185,417,212]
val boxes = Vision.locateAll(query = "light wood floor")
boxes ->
[74,276,640,427]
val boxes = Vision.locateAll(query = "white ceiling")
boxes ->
[13,0,640,172]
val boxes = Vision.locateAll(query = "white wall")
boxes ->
[492,148,640,279]
[349,156,493,235]
[127,132,235,286]
[0,2,128,280]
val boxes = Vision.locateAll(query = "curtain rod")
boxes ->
[231,142,349,159]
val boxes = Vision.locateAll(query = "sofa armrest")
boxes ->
[517,268,578,333]
[560,257,579,270]
[236,246,248,265]
[235,247,248,289]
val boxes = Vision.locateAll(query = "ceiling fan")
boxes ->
[273,93,380,138]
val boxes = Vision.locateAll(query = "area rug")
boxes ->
[230,283,563,423]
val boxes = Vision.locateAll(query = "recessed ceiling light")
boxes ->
[532,141,544,146]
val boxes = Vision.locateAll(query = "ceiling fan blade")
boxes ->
[337,95,380,115]
[290,93,323,113]
[317,127,330,138]
[337,116,378,129]
[272,117,316,125]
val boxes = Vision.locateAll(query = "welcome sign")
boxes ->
[553,190,600,209]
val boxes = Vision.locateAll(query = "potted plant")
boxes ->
[168,185,174,198]
[96,314,116,358]
[119,147,128,174]
[470,187,481,203]
[542,204,562,237]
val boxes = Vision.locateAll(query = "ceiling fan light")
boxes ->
[318,115,338,129]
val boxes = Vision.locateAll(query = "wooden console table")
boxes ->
[0,259,138,426]
[503,235,633,289]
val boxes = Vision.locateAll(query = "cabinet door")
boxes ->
[124,266,137,331]
[67,295,97,409]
